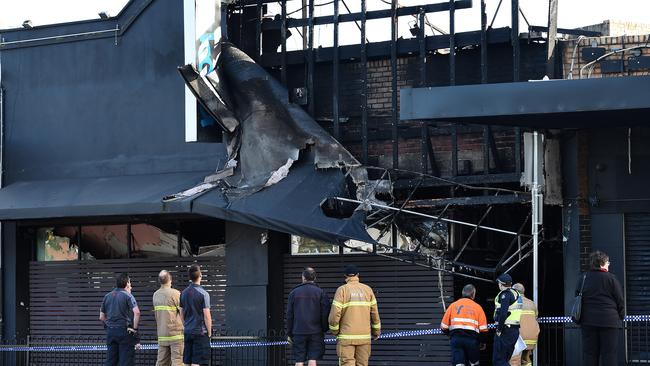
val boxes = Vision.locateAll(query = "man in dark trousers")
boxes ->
[100,272,141,366]
[440,284,488,366]
[286,267,331,366]
[492,274,523,366]
[180,264,212,366]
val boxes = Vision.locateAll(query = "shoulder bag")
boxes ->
[571,273,587,324]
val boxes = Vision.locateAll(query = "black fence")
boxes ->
[0,331,287,366]
[539,320,650,365]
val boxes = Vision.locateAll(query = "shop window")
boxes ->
[344,227,395,254]
[81,225,129,259]
[131,224,190,257]
[36,227,79,261]
[179,220,226,257]
[291,236,339,255]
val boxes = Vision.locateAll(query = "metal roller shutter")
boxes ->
[283,254,452,365]
[29,257,226,365]
[625,213,650,362]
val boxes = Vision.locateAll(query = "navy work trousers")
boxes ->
[492,326,519,366]
[450,334,480,365]
[105,327,135,366]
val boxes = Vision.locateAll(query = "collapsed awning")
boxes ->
[400,75,650,128]
[0,172,209,220]
[0,164,372,244]
[186,161,372,244]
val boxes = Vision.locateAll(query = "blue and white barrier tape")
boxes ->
[1,315,648,352]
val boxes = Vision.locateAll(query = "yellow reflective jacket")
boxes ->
[519,295,540,348]
[153,285,184,345]
[328,276,381,345]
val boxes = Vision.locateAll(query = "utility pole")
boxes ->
[532,131,543,366]
[546,0,558,78]
[302,0,308,50]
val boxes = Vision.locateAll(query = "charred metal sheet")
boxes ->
[180,42,360,191]
[178,65,239,133]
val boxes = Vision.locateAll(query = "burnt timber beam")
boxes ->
[528,25,601,37]
[404,193,530,208]
[393,172,521,189]
[260,0,472,30]
[260,27,511,66]
[339,124,517,144]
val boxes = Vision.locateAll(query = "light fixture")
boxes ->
[408,20,420,37]
[22,20,33,29]
[98,12,110,19]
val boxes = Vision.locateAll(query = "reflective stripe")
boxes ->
[337,334,372,340]
[449,325,479,332]
[521,310,536,315]
[333,300,377,309]
[494,289,523,325]
[158,334,184,342]
[524,340,537,345]
[371,323,381,329]
[478,325,488,330]
[440,322,449,329]
[154,305,178,311]
[451,317,479,325]
[329,324,340,331]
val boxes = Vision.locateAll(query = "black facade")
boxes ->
[0,0,586,364]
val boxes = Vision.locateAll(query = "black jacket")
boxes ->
[575,270,625,328]
[286,282,330,336]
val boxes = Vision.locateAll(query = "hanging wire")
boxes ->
[286,0,335,16]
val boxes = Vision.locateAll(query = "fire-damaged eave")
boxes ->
[179,42,361,192]
[172,42,376,245]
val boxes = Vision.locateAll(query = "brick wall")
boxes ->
[562,34,650,79]
[282,42,547,173]
[578,20,650,37]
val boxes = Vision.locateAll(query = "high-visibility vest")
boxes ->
[494,288,523,326]
[440,298,488,333]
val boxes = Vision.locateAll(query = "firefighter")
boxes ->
[509,283,539,366]
[328,265,381,366]
[492,274,523,366]
[441,284,488,366]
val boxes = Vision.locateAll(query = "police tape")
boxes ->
[1,315,649,352]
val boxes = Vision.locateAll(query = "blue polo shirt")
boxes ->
[101,288,138,328]
[180,283,211,335]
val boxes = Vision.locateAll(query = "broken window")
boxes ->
[36,227,79,261]
[344,228,393,254]
[291,236,339,255]
[180,220,226,256]
[131,224,191,258]
[81,225,129,259]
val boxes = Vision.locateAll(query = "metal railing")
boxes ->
[539,318,650,365]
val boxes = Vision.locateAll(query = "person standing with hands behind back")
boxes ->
[286,267,330,366]
[180,264,212,366]
[578,251,624,366]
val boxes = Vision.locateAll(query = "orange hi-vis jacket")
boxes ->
[440,298,488,335]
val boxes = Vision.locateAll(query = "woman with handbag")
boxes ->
[576,250,625,366]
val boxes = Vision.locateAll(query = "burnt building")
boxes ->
[1,0,647,365]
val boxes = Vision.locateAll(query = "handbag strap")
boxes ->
[578,273,587,295]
